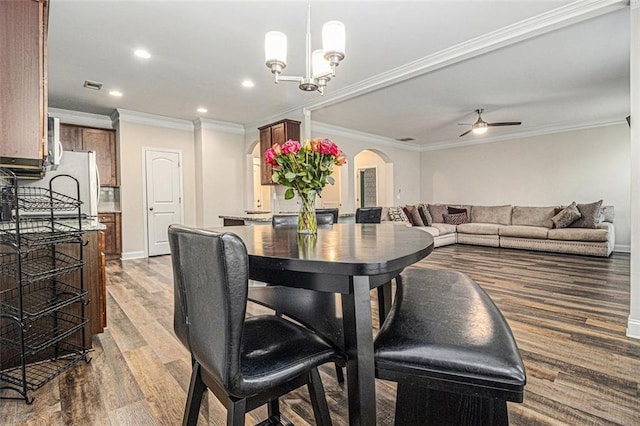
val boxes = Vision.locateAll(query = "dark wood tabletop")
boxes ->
[209,222,434,425]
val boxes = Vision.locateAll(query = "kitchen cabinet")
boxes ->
[98,212,121,261]
[0,0,48,171]
[60,124,118,187]
[258,119,300,185]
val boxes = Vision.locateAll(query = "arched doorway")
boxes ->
[354,150,393,208]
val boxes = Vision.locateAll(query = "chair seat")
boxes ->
[238,315,338,397]
[374,268,525,401]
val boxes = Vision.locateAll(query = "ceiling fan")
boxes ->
[459,109,521,137]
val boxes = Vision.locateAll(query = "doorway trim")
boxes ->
[142,147,185,258]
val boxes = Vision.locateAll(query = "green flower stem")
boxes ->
[297,190,317,234]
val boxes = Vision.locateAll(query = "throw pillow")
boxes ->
[417,204,433,226]
[447,206,467,215]
[427,204,448,223]
[552,202,581,229]
[402,206,415,225]
[443,212,469,225]
[569,200,603,229]
[388,206,410,223]
[405,205,425,226]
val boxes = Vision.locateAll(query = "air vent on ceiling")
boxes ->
[83,80,103,90]
[396,137,415,142]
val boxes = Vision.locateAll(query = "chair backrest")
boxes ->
[272,213,334,227]
[169,224,248,392]
[355,207,383,224]
[272,214,298,227]
[316,208,339,224]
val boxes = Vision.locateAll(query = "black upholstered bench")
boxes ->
[374,268,526,425]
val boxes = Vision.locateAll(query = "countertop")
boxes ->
[220,211,355,222]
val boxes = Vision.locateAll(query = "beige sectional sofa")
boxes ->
[381,203,615,257]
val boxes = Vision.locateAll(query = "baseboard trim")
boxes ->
[627,318,640,339]
[121,251,146,260]
[614,244,630,253]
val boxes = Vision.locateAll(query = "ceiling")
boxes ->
[47,1,630,149]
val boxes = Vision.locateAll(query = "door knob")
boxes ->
[149,207,154,211]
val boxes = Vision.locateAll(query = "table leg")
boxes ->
[377,281,393,325]
[341,276,376,426]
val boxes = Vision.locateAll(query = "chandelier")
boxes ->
[264,3,345,95]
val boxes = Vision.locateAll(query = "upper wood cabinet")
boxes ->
[60,124,118,187]
[258,119,300,185]
[0,0,48,170]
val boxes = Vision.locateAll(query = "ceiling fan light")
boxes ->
[472,122,488,134]
[265,31,287,72]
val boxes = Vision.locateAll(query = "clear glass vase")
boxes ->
[297,189,317,234]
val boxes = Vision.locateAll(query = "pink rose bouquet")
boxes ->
[265,137,346,201]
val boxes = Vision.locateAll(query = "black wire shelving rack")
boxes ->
[0,169,90,404]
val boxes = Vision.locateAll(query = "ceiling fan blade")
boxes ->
[459,129,472,137]
[487,122,521,127]
[457,123,472,126]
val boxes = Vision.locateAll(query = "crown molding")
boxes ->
[312,121,422,152]
[419,118,626,152]
[287,0,628,114]
[114,109,194,131]
[48,107,114,129]
[194,118,245,135]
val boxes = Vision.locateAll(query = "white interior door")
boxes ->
[145,150,182,256]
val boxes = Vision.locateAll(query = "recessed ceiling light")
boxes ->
[109,90,123,97]
[134,49,151,59]
[197,107,208,113]
[242,80,255,88]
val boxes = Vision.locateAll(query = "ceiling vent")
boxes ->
[83,80,103,90]
[396,137,415,142]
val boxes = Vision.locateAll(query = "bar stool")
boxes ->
[169,225,340,426]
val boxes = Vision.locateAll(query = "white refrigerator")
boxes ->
[19,151,100,218]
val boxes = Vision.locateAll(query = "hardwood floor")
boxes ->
[1,244,639,425]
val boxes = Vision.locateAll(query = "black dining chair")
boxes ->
[316,208,339,224]
[355,207,383,223]
[169,225,339,426]
[272,212,334,226]
[252,212,346,383]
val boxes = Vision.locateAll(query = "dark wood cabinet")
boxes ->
[98,212,122,261]
[60,124,117,186]
[258,119,300,185]
[0,0,48,170]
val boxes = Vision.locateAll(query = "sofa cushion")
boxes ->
[443,212,468,225]
[456,222,502,235]
[570,200,603,229]
[413,226,440,238]
[427,204,449,223]
[552,202,581,229]
[417,204,433,226]
[431,222,457,235]
[548,227,609,242]
[511,206,556,228]
[470,205,512,225]
[499,225,549,239]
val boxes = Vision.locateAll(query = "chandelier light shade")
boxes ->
[322,21,345,75]
[264,3,345,95]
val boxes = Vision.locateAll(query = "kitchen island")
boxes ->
[219,211,355,226]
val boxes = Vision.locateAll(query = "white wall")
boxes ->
[195,124,246,227]
[117,119,197,258]
[420,124,631,249]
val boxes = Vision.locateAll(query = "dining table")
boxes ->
[209,222,434,425]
